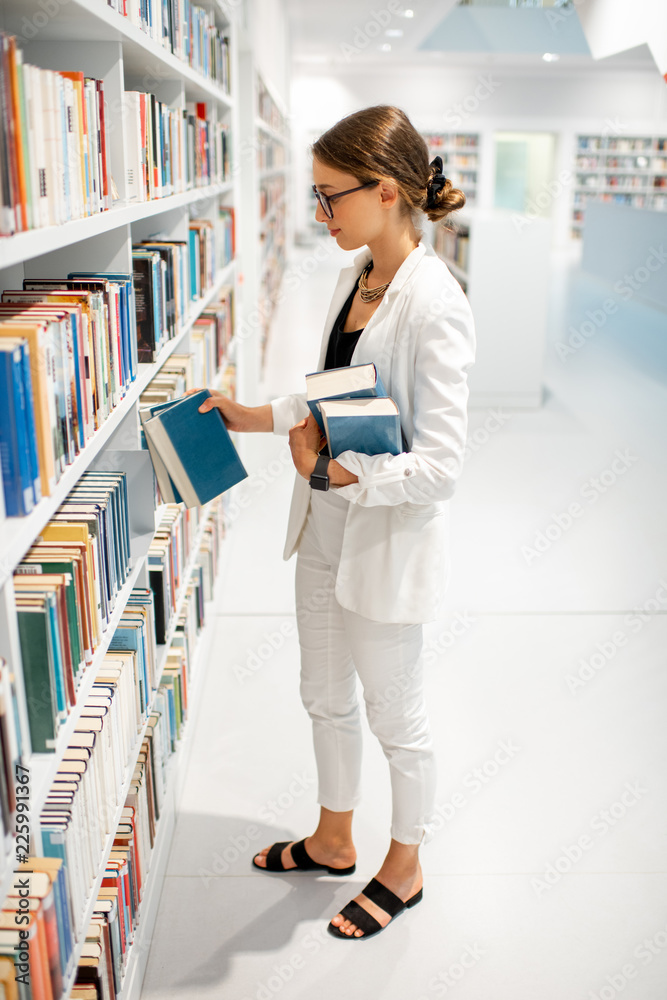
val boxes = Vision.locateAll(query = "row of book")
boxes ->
[218,206,236,270]
[0,272,140,510]
[132,223,224,365]
[148,502,212,644]
[257,138,287,173]
[435,225,470,274]
[260,176,286,222]
[576,173,667,190]
[107,0,231,92]
[14,470,133,755]
[0,226,225,515]
[257,79,287,136]
[0,34,111,237]
[577,135,667,153]
[424,133,480,150]
[123,94,230,203]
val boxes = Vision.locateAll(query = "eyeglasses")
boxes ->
[312,180,379,219]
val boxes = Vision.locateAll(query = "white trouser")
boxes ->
[294,487,436,846]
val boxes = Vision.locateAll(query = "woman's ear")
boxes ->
[378,179,399,209]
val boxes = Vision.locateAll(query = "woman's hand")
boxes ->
[288,415,325,479]
[184,388,273,433]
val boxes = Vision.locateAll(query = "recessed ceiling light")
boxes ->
[385,28,404,37]
[380,43,392,52]
[542,52,560,62]
[402,8,415,17]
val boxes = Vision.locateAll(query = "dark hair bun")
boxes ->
[425,179,466,222]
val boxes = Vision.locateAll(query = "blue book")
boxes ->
[0,341,33,516]
[306,362,388,433]
[189,228,200,300]
[319,397,403,458]
[17,340,41,505]
[9,341,36,514]
[142,389,248,508]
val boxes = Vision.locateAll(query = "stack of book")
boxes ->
[0,33,112,237]
[14,470,132,753]
[123,93,229,203]
[306,362,404,458]
[0,274,138,511]
[107,1,231,91]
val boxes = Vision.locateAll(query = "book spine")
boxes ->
[0,348,23,516]
[10,341,35,515]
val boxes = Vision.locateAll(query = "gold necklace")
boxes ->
[358,262,391,303]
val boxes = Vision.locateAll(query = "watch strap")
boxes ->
[309,453,330,491]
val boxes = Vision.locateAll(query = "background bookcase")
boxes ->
[0,1,246,997]
[237,54,290,399]
[571,132,667,238]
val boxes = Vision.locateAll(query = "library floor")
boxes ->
[140,238,667,1000]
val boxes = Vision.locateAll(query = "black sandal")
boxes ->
[252,838,356,876]
[327,877,423,939]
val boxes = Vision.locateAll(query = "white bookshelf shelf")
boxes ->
[255,117,289,145]
[259,166,289,181]
[0,184,234,271]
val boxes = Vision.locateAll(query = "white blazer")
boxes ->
[270,240,476,624]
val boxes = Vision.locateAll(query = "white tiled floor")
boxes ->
[140,239,667,999]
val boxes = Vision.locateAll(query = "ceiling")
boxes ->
[284,0,659,73]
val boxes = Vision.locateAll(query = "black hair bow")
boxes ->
[426,155,448,209]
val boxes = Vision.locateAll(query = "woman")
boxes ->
[196,105,475,939]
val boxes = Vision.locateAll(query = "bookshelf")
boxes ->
[0,2,245,997]
[238,56,290,399]
[421,132,481,206]
[433,208,550,409]
[572,132,667,238]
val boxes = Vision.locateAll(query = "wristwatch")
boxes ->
[309,453,330,491]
